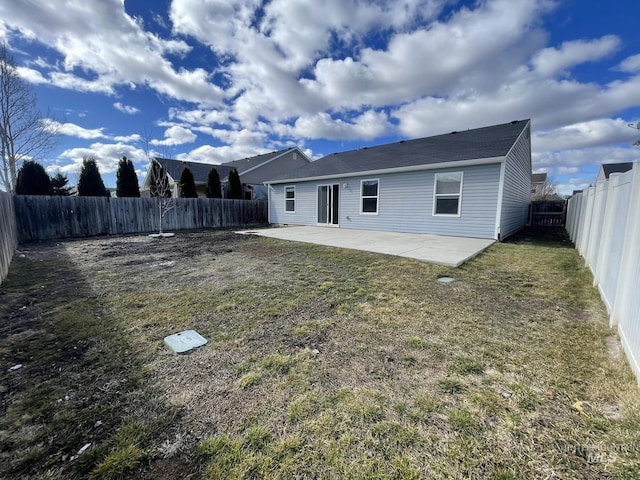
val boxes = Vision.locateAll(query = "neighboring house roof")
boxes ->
[601,162,633,179]
[151,147,308,186]
[532,173,547,184]
[221,147,310,184]
[155,158,232,185]
[266,120,530,183]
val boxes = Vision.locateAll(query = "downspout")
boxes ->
[267,183,271,225]
[494,160,506,241]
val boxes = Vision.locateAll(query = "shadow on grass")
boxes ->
[504,226,573,248]
[0,243,191,479]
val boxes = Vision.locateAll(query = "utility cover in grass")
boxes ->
[438,277,455,283]
[164,330,208,354]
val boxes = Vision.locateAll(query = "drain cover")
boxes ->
[437,277,455,283]
[164,330,208,354]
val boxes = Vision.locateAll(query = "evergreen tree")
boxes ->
[15,160,54,195]
[116,156,140,197]
[149,160,171,198]
[179,167,198,198]
[205,168,222,198]
[227,168,243,199]
[50,171,72,196]
[77,157,109,197]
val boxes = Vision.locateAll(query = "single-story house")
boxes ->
[596,162,634,183]
[142,147,310,199]
[265,120,532,241]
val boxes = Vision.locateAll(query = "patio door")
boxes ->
[317,184,340,225]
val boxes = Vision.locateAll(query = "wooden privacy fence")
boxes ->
[14,196,268,243]
[529,200,566,226]
[566,164,640,384]
[0,192,18,284]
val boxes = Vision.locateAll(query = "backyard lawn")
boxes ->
[0,229,639,479]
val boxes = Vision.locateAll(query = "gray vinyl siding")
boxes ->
[269,163,501,239]
[499,124,532,239]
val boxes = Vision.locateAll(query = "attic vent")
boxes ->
[451,131,457,134]
[363,147,368,149]
[293,152,297,160]
[399,140,405,143]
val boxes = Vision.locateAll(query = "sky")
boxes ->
[1,0,639,194]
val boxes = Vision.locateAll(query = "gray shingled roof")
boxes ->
[221,148,295,172]
[155,148,299,184]
[532,173,547,183]
[266,120,530,183]
[602,162,633,179]
[155,158,232,184]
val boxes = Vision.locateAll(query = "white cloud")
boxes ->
[533,146,640,171]
[176,143,269,164]
[286,110,391,141]
[113,102,140,114]
[58,142,148,174]
[45,120,107,139]
[151,125,197,146]
[301,0,551,111]
[16,66,49,84]
[616,54,640,73]
[113,134,141,143]
[531,35,621,77]
[0,0,223,104]
[533,118,640,152]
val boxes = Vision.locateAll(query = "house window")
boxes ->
[361,179,379,214]
[285,186,295,212]
[433,172,463,216]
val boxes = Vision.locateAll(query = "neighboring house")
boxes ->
[141,158,233,198]
[531,172,547,197]
[221,148,311,200]
[141,147,311,199]
[596,162,633,183]
[265,120,532,241]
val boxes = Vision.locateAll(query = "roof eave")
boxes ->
[264,156,505,185]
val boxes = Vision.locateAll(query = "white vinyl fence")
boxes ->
[566,163,640,383]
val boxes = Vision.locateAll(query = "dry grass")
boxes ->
[0,228,639,479]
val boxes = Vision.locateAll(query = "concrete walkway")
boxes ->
[237,226,495,267]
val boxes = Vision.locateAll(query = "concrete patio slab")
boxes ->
[237,226,495,267]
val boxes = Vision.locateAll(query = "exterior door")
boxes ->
[317,184,340,225]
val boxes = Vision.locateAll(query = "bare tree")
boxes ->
[148,160,174,236]
[140,127,174,237]
[629,121,640,146]
[0,43,58,193]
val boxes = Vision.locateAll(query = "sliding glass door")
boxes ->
[317,184,339,225]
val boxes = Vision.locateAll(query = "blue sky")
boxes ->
[1,0,639,194]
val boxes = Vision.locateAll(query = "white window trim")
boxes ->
[432,172,463,217]
[284,185,295,213]
[360,178,380,215]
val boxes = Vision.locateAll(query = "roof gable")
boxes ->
[221,147,305,173]
[266,120,530,183]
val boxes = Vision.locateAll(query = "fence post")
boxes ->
[577,186,595,258]
[594,174,621,290]
[586,180,609,275]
